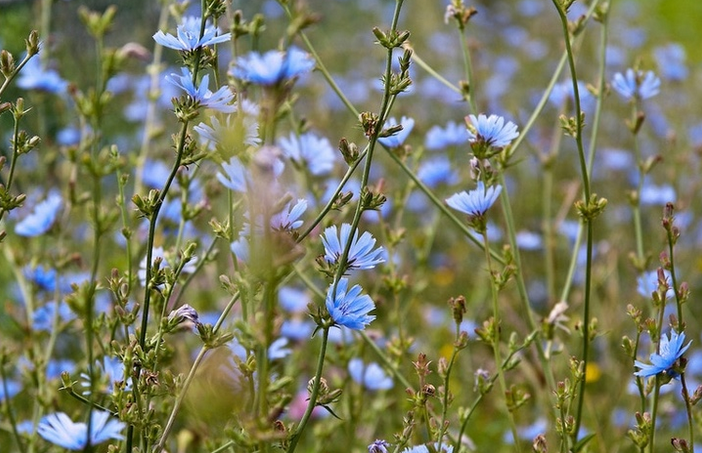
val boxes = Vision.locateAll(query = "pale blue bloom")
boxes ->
[516,230,543,250]
[378,116,415,148]
[348,358,393,390]
[611,69,660,101]
[15,192,62,237]
[548,80,595,110]
[654,43,688,81]
[1,378,21,401]
[80,356,132,395]
[368,439,391,453]
[281,319,315,340]
[321,224,385,271]
[635,330,691,378]
[279,287,308,312]
[217,157,248,192]
[24,265,59,292]
[466,114,519,149]
[230,236,250,263]
[278,131,336,175]
[417,156,459,188]
[269,337,292,360]
[153,16,231,51]
[194,101,261,149]
[38,411,125,450]
[446,182,502,217]
[32,301,74,331]
[636,270,673,299]
[270,199,307,231]
[17,56,68,93]
[231,46,315,85]
[424,121,469,150]
[137,247,197,287]
[402,443,453,453]
[640,183,675,205]
[326,278,376,330]
[166,67,235,113]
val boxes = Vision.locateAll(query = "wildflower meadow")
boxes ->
[2,0,702,452]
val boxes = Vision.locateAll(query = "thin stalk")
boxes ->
[153,291,240,452]
[296,147,368,243]
[407,48,462,95]
[456,22,477,113]
[550,0,599,441]
[481,231,521,452]
[649,376,660,452]
[680,374,695,451]
[286,326,330,453]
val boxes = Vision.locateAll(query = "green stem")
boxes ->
[286,326,330,453]
[152,291,240,452]
[550,0,600,441]
[649,376,660,452]
[481,231,521,452]
[456,23,477,113]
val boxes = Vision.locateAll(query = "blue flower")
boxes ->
[368,439,391,453]
[378,116,415,148]
[417,155,459,188]
[231,46,315,85]
[195,108,261,150]
[153,16,231,51]
[424,121,469,150]
[634,330,691,378]
[348,358,393,390]
[270,199,307,231]
[15,192,62,237]
[269,337,292,360]
[321,224,385,272]
[446,181,502,217]
[0,378,21,401]
[278,131,336,176]
[611,69,660,101]
[466,114,519,149]
[636,269,673,299]
[654,43,688,81]
[326,279,376,330]
[217,157,249,192]
[32,300,75,331]
[165,67,235,113]
[402,443,453,453]
[17,56,68,93]
[37,411,126,450]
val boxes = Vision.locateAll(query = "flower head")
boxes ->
[166,67,235,113]
[270,199,308,231]
[466,114,519,154]
[321,224,385,272]
[368,439,391,453]
[153,16,231,51]
[378,116,415,148]
[634,330,691,378]
[278,131,336,176]
[446,181,502,218]
[195,108,261,150]
[611,69,660,101]
[38,411,125,450]
[326,279,376,330]
[17,56,68,93]
[402,443,454,453]
[348,359,393,391]
[424,121,469,150]
[231,46,315,85]
[15,192,62,237]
